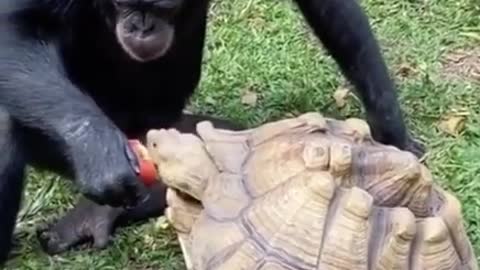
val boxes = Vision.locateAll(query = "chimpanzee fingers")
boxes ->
[122,176,144,208]
[102,175,143,209]
[83,173,141,208]
[37,223,113,254]
[37,198,123,255]
[125,142,141,175]
[99,138,143,208]
[404,136,426,159]
[92,226,113,250]
[83,188,122,208]
[36,223,83,255]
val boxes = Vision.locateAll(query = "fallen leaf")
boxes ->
[333,87,351,108]
[396,63,417,78]
[241,90,258,106]
[438,115,467,137]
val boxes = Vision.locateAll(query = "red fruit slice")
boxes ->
[128,139,158,186]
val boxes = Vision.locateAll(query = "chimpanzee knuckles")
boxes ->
[71,132,143,208]
[404,136,426,159]
[76,164,141,208]
[36,199,120,255]
[37,225,112,255]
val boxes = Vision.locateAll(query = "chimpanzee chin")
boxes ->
[113,0,182,61]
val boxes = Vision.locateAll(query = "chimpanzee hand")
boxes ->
[37,182,167,255]
[367,116,426,159]
[403,136,426,159]
[36,198,123,254]
[65,123,142,208]
[374,131,426,159]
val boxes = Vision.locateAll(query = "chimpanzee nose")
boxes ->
[129,16,155,36]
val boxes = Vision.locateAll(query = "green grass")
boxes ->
[5,0,480,268]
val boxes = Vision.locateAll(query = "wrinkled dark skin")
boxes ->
[0,0,424,262]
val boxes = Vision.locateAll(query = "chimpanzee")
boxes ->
[0,0,424,262]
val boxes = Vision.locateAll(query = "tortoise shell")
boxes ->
[145,112,478,270]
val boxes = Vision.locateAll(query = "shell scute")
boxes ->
[146,113,478,270]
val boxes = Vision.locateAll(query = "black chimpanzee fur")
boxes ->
[0,0,424,263]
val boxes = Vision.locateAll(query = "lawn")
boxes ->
[5,0,480,269]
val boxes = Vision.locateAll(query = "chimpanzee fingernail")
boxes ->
[140,193,150,204]
[125,144,140,174]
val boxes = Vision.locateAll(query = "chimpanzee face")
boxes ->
[110,0,183,62]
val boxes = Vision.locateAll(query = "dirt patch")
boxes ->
[441,48,480,83]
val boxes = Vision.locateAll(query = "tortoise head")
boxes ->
[146,128,217,200]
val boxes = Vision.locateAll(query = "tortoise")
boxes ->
[143,112,478,270]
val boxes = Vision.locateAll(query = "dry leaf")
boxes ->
[333,87,351,108]
[241,91,258,106]
[396,63,417,78]
[438,115,467,136]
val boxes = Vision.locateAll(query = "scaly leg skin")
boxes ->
[36,114,244,255]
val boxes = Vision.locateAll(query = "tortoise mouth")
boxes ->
[425,188,446,216]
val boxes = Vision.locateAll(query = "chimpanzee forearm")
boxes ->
[0,31,142,207]
[293,0,410,148]
[0,42,113,142]
[0,109,26,265]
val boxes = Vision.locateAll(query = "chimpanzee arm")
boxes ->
[0,24,141,207]
[36,114,244,255]
[293,0,424,156]
[0,45,107,139]
[0,109,26,264]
